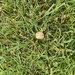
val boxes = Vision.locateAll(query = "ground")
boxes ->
[0,0,75,75]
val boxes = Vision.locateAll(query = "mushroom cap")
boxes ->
[36,32,44,39]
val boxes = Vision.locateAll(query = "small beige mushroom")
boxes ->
[36,32,44,39]
[10,51,14,55]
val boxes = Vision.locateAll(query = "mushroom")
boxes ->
[36,32,44,39]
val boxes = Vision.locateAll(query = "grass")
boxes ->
[0,0,75,75]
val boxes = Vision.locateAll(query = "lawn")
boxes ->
[0,0,75,75]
